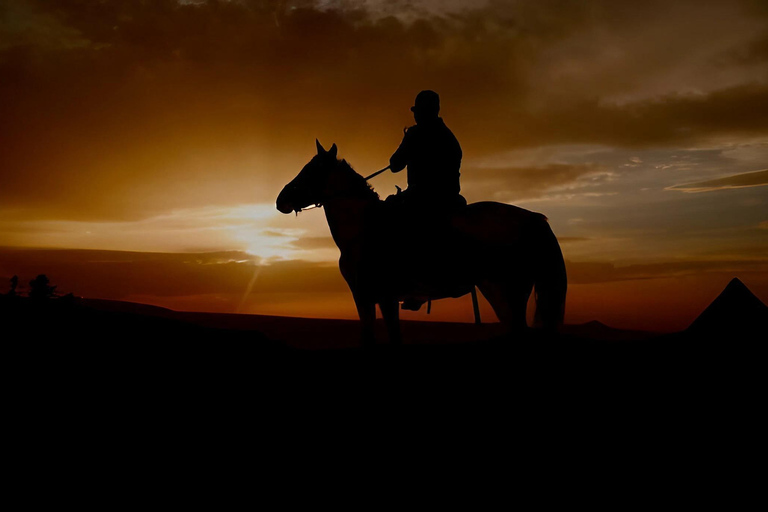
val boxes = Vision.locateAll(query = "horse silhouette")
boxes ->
[276,140,567,345]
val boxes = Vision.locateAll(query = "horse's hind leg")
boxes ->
[352,292,376,348]
[477,279,533,334]
[378,299,402,345]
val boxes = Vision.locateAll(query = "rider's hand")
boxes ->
[389,159,405,173]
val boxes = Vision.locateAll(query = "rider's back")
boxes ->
[390,117,462,199]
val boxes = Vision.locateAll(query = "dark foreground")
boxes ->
[2,292,765,492]
[3,293,764,405]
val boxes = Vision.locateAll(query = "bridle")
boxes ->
[295,164,391,215]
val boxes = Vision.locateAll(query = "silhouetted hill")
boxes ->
[81,298,177,317]
[0,292,694,388]
[562,320,657,341]
[687,278,768,339]
[82,298,509,348]
[76,297,654,348]
[1,294,281,350]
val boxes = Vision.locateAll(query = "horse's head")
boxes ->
[276,140,339,214]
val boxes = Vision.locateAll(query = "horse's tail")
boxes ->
[530,215,567,330]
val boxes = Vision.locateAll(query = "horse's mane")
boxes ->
[337,159,380,201]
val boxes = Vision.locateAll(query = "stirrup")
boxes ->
[401,299,425,311]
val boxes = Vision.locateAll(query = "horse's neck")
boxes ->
[323,198,373,253]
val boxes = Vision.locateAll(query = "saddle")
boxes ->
[377,193,473,311]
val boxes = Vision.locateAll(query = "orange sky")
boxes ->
[1,0,767,331]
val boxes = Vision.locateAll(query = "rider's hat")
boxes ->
[411,90,440,114]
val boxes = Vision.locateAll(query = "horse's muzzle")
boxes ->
[276,187,295,214]
[276,200,294,214]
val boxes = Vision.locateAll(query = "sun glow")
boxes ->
[236,257,263,314]
[228,204,339,262]
[236,230,300,261]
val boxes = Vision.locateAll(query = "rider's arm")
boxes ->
[389,127,413,173]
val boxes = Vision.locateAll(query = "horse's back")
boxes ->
[452,201,547,245]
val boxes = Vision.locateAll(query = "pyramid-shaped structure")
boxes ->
[687,278,768,335]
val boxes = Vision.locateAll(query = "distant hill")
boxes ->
[561,320,657,341]
[0,294,279,349]
[78,297,655,348]
[4,279,764,348]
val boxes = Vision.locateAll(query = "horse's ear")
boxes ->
[316,139,326,155]
[329,143,337,159]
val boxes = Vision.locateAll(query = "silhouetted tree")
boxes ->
[8,275,18,296]
[29,275,56,300]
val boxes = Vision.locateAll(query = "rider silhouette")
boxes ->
[385,91,467,311]
[389,90,464,208]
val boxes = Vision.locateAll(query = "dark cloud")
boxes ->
[497,84,768,150]
[727,31,768,64]
[463,164,605,201]
[3,247,767,301]
[567,259,768,285]
[0,0,766,222]
[666,169,768,192]
[0,247,347,298]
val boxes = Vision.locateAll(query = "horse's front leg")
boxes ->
[352,292,376,348]
[378,299,402,345]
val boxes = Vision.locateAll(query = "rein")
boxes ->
[363,165,391,181]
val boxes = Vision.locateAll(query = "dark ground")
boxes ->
[2,289,765,494]
[3,292,763,410]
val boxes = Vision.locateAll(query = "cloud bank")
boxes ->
[667,169,768,193]
[1,0,766,221]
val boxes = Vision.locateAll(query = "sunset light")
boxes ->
[5,1,767,467]
[1,0,766,332]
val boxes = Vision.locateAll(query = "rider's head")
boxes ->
[411,90,440,124]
